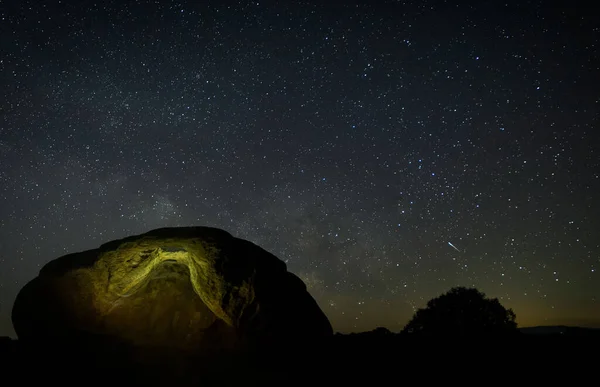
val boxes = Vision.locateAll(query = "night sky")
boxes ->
[1,0,599,337]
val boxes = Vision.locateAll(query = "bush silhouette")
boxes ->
[401,287,518,335]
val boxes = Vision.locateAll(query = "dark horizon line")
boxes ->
[335,323,600,334]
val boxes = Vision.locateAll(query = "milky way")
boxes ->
[1,1,599,336]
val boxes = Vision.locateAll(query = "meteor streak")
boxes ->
[448,242,461,252]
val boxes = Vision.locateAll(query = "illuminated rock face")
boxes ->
[12,227,332,354]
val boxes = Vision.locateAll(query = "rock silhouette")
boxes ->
[12,226,333,361]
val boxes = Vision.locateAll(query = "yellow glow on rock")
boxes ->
[92,237,255,328]
[12,227,334,353]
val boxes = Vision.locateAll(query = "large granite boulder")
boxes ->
[12,227,332,359]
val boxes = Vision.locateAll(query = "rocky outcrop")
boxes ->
[12,227,332,358]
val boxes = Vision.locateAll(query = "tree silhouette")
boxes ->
[401,287,518,335]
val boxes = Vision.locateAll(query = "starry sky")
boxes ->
[1,0,599,337]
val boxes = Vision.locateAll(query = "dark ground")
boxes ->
[1,328,598,385]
